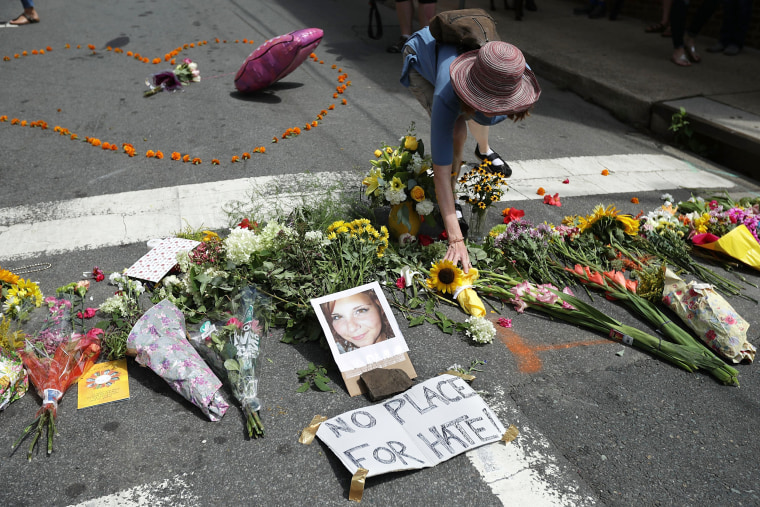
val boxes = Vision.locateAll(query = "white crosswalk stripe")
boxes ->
[0,153,734,262]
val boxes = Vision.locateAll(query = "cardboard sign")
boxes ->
[311,281,416,396]
[316,374,506,477]
[126,238,200,282]
[77,359,130,409]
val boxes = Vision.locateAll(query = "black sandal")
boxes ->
[474,146,513,178]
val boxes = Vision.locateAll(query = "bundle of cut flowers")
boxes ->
[144,58,201,97]
[362,123,437,231]
[189,286,270,438]
[13,325,101,460]
[474,269,739,386]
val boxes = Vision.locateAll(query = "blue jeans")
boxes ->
[21,0,35,9]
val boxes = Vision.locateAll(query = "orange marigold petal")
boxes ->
[537,187,546,196]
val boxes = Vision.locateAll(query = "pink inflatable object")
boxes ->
[234,28,324,93]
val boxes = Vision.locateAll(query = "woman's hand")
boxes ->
[445,237,470,273]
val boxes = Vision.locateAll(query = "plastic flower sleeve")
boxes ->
[127,299,230,421]
[662,269,756,364]
[187,286,270,438]
[0,350,28,410]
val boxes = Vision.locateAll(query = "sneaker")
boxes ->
[723,44,741,56]
[386,36,409,54]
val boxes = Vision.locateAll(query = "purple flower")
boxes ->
[149,70,183,92]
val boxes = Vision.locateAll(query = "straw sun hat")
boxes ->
[449,41,541,116]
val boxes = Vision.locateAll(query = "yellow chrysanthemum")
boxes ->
[426,260,464,295]
[7,279,43,308]
[326,232,337,240]
[0,267,20,286]
[374,149,383,158]
[693,213,711,234]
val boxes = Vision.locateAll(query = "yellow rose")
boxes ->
[404,135,418,151]
[410,185,425,202]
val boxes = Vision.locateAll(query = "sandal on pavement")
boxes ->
[9,13,39,25]
[671,53,691,67]
[645,22,668,33]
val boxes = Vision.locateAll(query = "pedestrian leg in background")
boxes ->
[9,0,40,25]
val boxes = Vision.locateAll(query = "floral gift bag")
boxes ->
[127,299,230,421]
[662,269,756,364]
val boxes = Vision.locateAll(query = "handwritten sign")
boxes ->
[316,374,505,477]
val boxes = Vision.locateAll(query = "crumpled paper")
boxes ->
[127,299,230,421]
[454,268,486,317]
[0,350,28,411]
[662,269,755,364]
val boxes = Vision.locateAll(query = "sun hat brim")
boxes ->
[450,48,541,116]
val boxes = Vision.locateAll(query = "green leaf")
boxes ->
[409,315,426,327]
[224,359,240,371]
[296,382,310,393]
[314,377,333,392]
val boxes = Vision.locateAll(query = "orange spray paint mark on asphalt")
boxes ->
[497,327,609,374]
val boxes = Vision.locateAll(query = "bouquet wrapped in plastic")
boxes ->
[663,269,756,364]
[189,287,270,438]
[13,329,101,460]
[0,349,27,411]
[127,299,230,421]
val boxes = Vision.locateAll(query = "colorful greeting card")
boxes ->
[77,359,130,409]
[126,238,200,282]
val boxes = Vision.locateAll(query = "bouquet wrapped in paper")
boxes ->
[127,299,230,421]
[188,287,270,438]
[662,269,756,364]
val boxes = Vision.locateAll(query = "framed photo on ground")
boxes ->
[311,281,416,396]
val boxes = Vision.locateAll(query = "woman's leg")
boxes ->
[417,0,437,27]
[10,0,39,24]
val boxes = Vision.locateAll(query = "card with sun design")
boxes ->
[77,359,130,409]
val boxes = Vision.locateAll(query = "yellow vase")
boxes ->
[388,201,421,239]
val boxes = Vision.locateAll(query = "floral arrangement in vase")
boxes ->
[362,123,437,235]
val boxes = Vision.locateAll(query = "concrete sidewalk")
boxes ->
[404,0,760,175]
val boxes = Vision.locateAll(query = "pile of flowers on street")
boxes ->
[2,129,759,459]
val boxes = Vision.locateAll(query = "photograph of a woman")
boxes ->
[320,289,395,354]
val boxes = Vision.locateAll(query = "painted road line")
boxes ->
[467,388,597,506]
[72,473,199,506]
[0,154,735,261]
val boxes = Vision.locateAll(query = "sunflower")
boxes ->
[616,214,640,236]
[427,260,464,295]
[577,204,620,232]
[0,267,20,286]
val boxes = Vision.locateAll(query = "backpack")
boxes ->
[428,9,501,53]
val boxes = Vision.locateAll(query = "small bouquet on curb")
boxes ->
[144,58,201,97]
[189,287,271,438]
[13,330,101,460]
